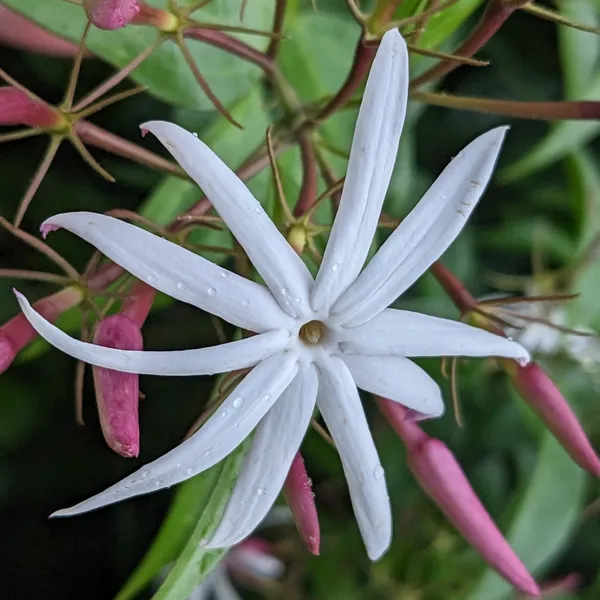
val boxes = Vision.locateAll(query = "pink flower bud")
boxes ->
[283,452,320,555]
[378,399,540,598]
[509,362,600,477]
[1,287,83,374]
[0,7,82,57]
[92,314,143,458]
[83,0,141,31]
[0,87,63,129]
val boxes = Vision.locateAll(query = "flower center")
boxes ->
[299,320,324,345]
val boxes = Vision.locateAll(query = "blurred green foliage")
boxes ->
[1,1,600,599]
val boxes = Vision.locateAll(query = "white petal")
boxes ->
[50,352,299,517]
[141,121,314,318]
[341,354,444,417]
[206,364,317,548]
[42,212,292,333]
[332,127,509,326]
[16,290,290,376]
[338,308,529,362]
[315,356,391,560]
[312,30,409,312]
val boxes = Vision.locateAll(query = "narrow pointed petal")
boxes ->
[316,356,391,560]
[341,354,444,417]
[311,30,409,312]
[332,128,509,326]
[16,290,289,376]
[206,364,318,548]
[51,352,299,517]
[338,308,529,361]
[41,212,292,333]
[141,121,314,318]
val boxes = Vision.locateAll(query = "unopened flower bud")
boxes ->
[1,287,83,374]
[378,399,540,598]
[0,88,63,129]
[92,314,143,458]
[507,361,600,477]
[283,452,320,555]
[287,225,308,255]
[83,0,141,31]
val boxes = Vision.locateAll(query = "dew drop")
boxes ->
[441,194,449,201]
[373,465,385,480]
[186,467,194,475]
[141,470,149,479]
[282,288,291,296]
[257,487,267,496]
[285,300,292,306]
[262,393,271,402]
[175,462,182,468]
[154,479,162,488]
[147,275,157,285]
[204,449,212,457]
[332,262,340,272]
[221,271,232,279]
[221,411,228,418]
[208,287,217,296]
[232,396,244,408]
[456,150,465,159]
[242,299,250,307]
[193,132,199,138]
[177,281,188,291]
[254,206,262,214]
[294,297,302,304]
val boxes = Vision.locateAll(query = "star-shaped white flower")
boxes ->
[16,29,528,561]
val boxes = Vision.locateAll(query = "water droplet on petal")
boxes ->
[154,479,162,488]
[232,396,244,408]
[141,470,148,479]
[193,132,199,138]
[262,393,271,402]
[147,275,157,285]
[175,462,182,468]
[257,487,267,496]
[208,287,217,296]
[186,467,194,475]
[332,263,339,272]
[177,281,188,291]
[221,271,232,279]
[282,288,291,296]
[294,297,302,304]
[285,300,292,306]
[221,411,228,418]
[255,206,262,214]
[204,449,212,457]
[441,194,449,201]
[242,299,250,307]
[373,465,385,480]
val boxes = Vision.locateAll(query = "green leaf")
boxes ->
[151,438,251,600]
[3,0,273,110]
[501,1,600,182]
[115,468,223,600]
[465,431,587,600]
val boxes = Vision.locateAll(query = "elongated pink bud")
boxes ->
[0,87,63,129]
[378,399,540,598]
[508,361,600,477]
[0,7,82,57]
[92,314,143,457]
[1,287,83,374]
[283,453,320,555]
[83,0,140,30]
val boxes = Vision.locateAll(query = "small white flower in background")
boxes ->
[16,29,528,560]
[501,293,600,369]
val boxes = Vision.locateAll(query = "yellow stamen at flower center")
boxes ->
[299,320,324,345]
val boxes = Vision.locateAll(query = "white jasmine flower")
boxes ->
[16,29,528,560]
